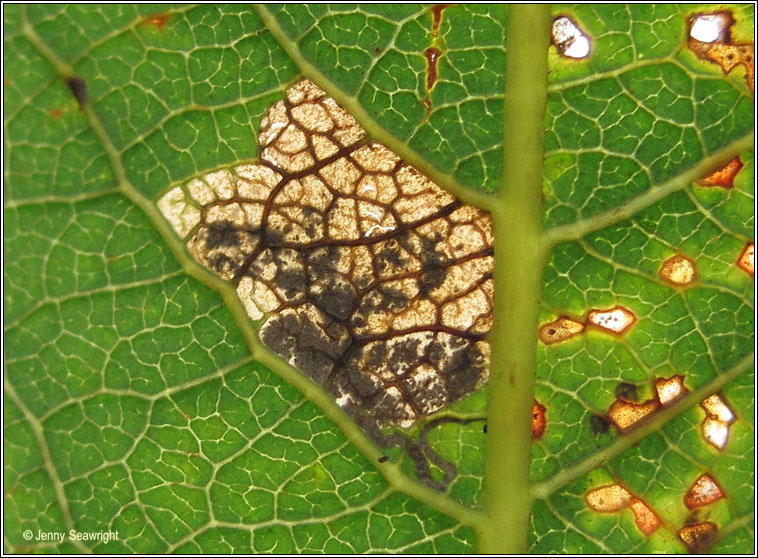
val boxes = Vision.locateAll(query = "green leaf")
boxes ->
[3,4,753,554]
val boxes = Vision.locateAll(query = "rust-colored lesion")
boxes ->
[585,484,661,536]
[685,474,724,508]
[696,156,743,189]
[142,13,172,31]
[532,401,546,439]
[158,80,493,430]
[688,12,754,92]
[737,242,754,276]
[422,4,451,110]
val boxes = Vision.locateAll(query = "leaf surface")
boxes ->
[3,3,754,554]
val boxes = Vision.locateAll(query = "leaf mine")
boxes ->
[587,306,636,335]
[654,375,688,405]
[607,375,688,432]
[538,316,584,345]
[688,12,754,92]
[551,16,591,59]
[678,521,718,552]
[696,156,743,189]
[159,79,494,430]
[532,401,546,439]
[659,255,697,287]
[737,242,754,276]
[685,474,724,509]
[586,485,660,536]
[700,393,736,450]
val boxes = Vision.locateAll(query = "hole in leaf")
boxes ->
[737,242,754,276]
[700,393,735,450]
[689,13,732,43]
[551,16,591,59]
[532,401,546,439]
[160,79,494,431]
[629,498,661,535]
[678,522,718,553]
[685,474,724,508]
[696,156,743,188]
[587,306,636,334]
[539,316,584,344]
[659,255,697,286]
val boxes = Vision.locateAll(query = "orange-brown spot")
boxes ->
[539,316,584,345]
[696,156,743,188]
[532,401,546,439]
[688,13,754,92]
[679,522,718,552]
[700,393,735,450]
[608,399,660,431]
[629,498,661,535]
[142,13,172,31]
[737,242,754,276]
[655,375,688,405]
[587,306,636,334]
[685,474,724,508]
[50,108,63,118]
[586,484,632,512]
[659,255,697,286]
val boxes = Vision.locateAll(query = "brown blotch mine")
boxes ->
[586,485,661,536]
[685,474,724,509]
[678,521,719,553]
[532,401,546,439]
[737,242,754,276]
[142,13,172,31]
[629,498,661,535]
[688,12,754,92]
[659,254,697,286]
[587,306,636,335]
[539,316,584,345]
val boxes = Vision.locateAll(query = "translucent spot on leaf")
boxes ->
[696,156,743,189]
[629,498,661,535]
[157,187,201,238]
[700,394,736,449]
[688,12,754,92]
[532,401,546,439]
[655,374,688,405]
[539,316,584,345]
[737,242,754,276]
[608,398,659,431]
[659,255,697,286]
[551,17,591,59]
[678,522,718,553]
[689,13,732,43]
[587,306,636,334]
[586,484,632,512]
[160,79,494,431]
[685,474,724,508]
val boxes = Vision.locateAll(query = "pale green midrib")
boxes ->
[477,5,552,555]
[541,132,755,247]
[254,5,496,213]
[530,351,755,500]
[3,376,91,554]
[18,13,485,535]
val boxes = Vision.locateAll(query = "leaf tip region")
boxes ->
[685,474,724,509]
[551,16,591,59]
[700,393,736,450]
[532,400,546,439]
[64,76,87,109]
[678,521,718,553]
[688,11,754,92]
[737,242,754,276]
[659,255,697,287]
[585,485,660,536]
[696,156,743,189]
